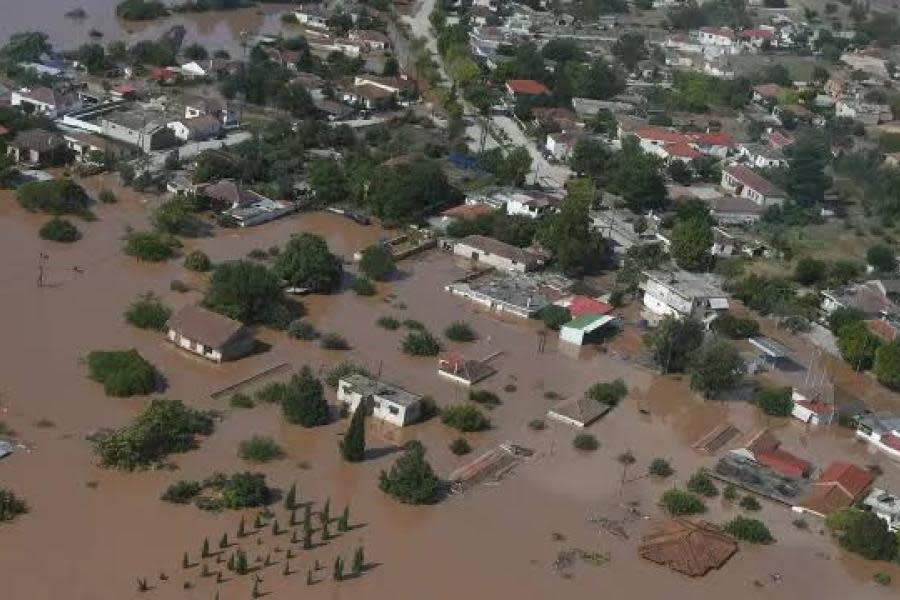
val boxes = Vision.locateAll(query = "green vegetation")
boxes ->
[161,480,202,504]
[116,0,168,20]
[837,320,881,371]
[320,332,350,350]
[287,319,318,341]
[874,341,900,389]
[686,469,718,497]
[645,317,704,373]
[648,458,674,478]
[124,292,171,330]
[379,440,439,504]
[183,250,211,272]
[229,393,254,409]
[585,379,627,407]
[537,179,605,276]
[274,233,343,293]
[402,330,442,356]
[441,404,490,432]
[723,517,773,543]
[17,178,91,217]
[0,488,28,524]
[340,403,366,463]
[39,217,80,243]
[238,435,285,463]
[220,472,271,509]
[86,349,158,396]
[711,314,760,339]
[670,215,713,272]
[352,276,376,296]
[445,210,538,248]
[573,433,599,451]
[449,437,471,455]
[874,572,892,586]
[825,507,898,561]
[754,386,793,416]
[538,305,571,331]
[689,338,744,399]
[203,260,284,325]
[92,399,214,470]
[867,243,897,273]
[469,390,501,408]
[444,321,476,342]
[377,316,400,330]
[739,495,761,511]
[281,367,330,428]
[324,362,371,389]
[359,244,396,281]
[124,230,181,262]
[660,488,706,516]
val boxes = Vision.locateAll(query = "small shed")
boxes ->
[166,305,255,363]
[559,314,617,346]
[639,519,738,577]
[749,336,793,367]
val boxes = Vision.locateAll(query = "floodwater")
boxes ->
[0,0,297,53]
[1,176,900,598]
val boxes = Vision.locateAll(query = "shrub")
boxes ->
[469,390,501,407]
[238,435,285,463]
[359,243,396,281]
[689,338,744,399]
[538,305,571,330]
[648,458,673,477]
[247,248,268,260]
[92,399,214,470]
[441,404,490,432]
[874,572,892,586]
[585,379,628,406]
[39,217,80,242]
[660,489,706,516]
[573,433,599,451]
[402,330,442,356]
[739,495,761,511]
[229,393,254,409]
[0,488,28,523]
[754,386,793,416]
[320,332,350,350]
[403,319,426,331]
[867,244,897,273]
[794,257,828,285]
[379,440,439,504]
[528,418,546,431]
[723,517,774,543]
[827,307,865,333]
[170,279,189,292]
[124,230,181,262]
[445,321,476,342]
[723,484,738,500]
[710,313,760,339]
[221,472,271,509]
[837,320,881,370]
[324,362,372,389]
[686,469,718,497]
[287,319,317,341]
[124,292,171,330]
[874,340,900,390]
[352,276,377,296]
[98,188,117,204]
[161,480,202,504]
[183,250,211,272]
[281,367,330,428]
[86,349,158,396]
[377,316,400,330]
[449,437,471,455]
[17,178,91,216]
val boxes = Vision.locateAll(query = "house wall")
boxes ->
[643,279,693,316]
[452,241,530,272]
[167,329,224,362]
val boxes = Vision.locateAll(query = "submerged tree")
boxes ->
[340,404,366,462]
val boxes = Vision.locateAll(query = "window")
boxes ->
[388,405,399,415]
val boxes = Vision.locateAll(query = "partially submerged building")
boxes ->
[547,396,611,428]
[437,352,497,386]
[863,488,900,532]
[855,411,900,459]
[445,270,571,318]
[450,235,543,273]
[336,373,422,427]
[729,428,813,479]
[166,305,255,363]
[639,519,738,577]
[199,179,294,227]
[794,461,872,518]
[641,270,729,322]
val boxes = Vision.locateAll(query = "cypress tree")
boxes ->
[237,516,246,538]
[322,521,330,541]
[284,483,297,510]
[236,550,248,575]
[252,580,261,599]
[283,560,290,576]
[286,548,294,559]
[264,553,272,567]
[352,546,365,574]
[182,552,190,569]
[306,569,313,585]
[289,507,298,526]
[333,556,344,581]
[227,552,235,572]
[219,532,228,549]
[303,529,312,550]
[201,563,210,577]
[290,529,299,544]
[254,514,264,529]
[321,498,331,524]
[303,505,312,530]
[271,519,279,536]
[202,538,210,558]
[340,406,366,462]
[338,506,350,532]
[137,578,148,592]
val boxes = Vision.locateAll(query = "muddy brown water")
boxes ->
[0,1,298,53]
[1,178,899,598]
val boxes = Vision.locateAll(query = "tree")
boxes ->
[710,314,760,339]
[284,483,297,510]
[648,458,674,477]
[221,472,271,509]
[670,217,713,271]
[340,403,366,462]
[828,509,898,560]
[686,469,718,497]
[441,405,490,432]
[611,33,648,72]
[724,517,774,543]
[754,386,793,416]
[444,322,476,342]
[359,244,395,281]
[660,488,706,515]
[794,257,828,285]
[866,244,897,273]
[1,31,52,62]
[86,349,158,397]
[203,260,283,324]
[537,179,605,276]
[282,367,330,427]
[39,217,80,243]
[308,159,348,205]
[585,379,628,406]
[874,341,900,389]
[352,546,365,574]
[837,320,881,370]
[17,178,91,216]
[333,556,344,581]
[644,317,704,373]
[183,250,211,272]
[0,488,28,523]
[124,292,171,330]
[689,338,744,398]
[124,231,181,262]
[238,435,284,463]
[668,160,693,185]
[538,305,571,330]
[379,440,439,504]
[570,138,612,177]
[402,330,442,356]
[274,233,343,293]
[786,133,829,206]
[77,43,107,74]
[608,138,667,212]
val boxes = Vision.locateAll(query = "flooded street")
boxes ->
[0,0,296,53]
[1,177,899,599]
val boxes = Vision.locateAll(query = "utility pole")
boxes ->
[37,252,49,287]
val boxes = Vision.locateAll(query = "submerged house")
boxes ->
[641,270,729,322]
[166,305,255,363]
[199,179,294,227]
[337,373,422,427]
[639,519,738,577]
[794,461,872,518]
[855,411,900,459]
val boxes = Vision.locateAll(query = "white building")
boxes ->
[721,165,786,207]
[737,143,788,169]
[11,86,81,118]
[166,305,255,363]
[337,373,422,427]
[863,488,900,532]
[856,412,900,460]
[167,114,222,141]
[294,4,328,29]
[835,99,893,126]
[641,270,729,321]
[451,235,542,273]
[505,191,558,219]
[790,389,835,425]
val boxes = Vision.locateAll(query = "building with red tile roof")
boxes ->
[567,295,613,317]
[505,79,550,96]
[795,461,872,518]
[756,449,812,479]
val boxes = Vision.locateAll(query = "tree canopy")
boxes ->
[644,317,704,373]
[689,338,744,398]
[379,440,440,504]
[203,260,284,324]
[274,233,343,293]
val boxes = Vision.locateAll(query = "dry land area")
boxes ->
[1,175,900,599]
